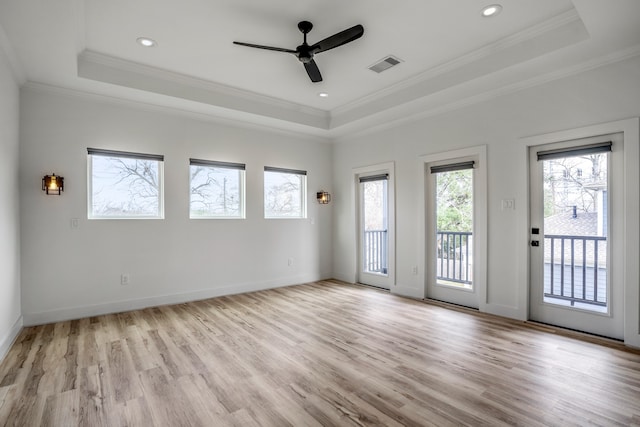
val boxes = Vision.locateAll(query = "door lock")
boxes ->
[531,227,540,246]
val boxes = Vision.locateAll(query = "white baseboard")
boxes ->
[23,275,320,326]
[392,284,425,299]
[332,271,356,284]
[483,303,525,320]
[0,315,23,363]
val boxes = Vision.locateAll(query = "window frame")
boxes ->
[263,166,307,219]
[189,158,246,219]
[87,148,165,220]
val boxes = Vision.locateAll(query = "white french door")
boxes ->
[426,158,480,309]
[529,134,624,339]
[357,166,395,290]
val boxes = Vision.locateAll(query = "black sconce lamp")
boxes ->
[42,174,64,195]
[317,191,331,204]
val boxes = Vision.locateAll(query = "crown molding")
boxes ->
[332,8,586,121]
[27,42,640,144]
[78,50,330,130]
[331,43,640,142]
[22,81,332,143]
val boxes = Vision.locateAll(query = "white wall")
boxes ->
[19,88,333,325]
[0,38,21,360]
[332,56,640,339]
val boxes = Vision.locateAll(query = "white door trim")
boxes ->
[418,146,487,310]
[518,118,640,347]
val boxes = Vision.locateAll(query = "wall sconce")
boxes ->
[317,191,331,204]
[42,174,64,195]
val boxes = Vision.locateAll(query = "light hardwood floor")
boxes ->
[1,280,640,426]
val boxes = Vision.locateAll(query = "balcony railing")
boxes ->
[544,234,607,307]
[436,231,473,285]
[364,229,388,274]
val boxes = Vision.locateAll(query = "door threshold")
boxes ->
[355,282,390,292]
[424,298,478,311]
[525,320,625,346]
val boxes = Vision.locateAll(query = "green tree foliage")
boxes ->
[436,170,472,232]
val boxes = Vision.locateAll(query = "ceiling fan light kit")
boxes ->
[233,20,364,83]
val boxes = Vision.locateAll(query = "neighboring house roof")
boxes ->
[543,211,606,267]
[545,211,597,236]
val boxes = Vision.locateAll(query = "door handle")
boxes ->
[531,240,539,247]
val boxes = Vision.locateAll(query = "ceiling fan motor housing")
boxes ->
[296,46,314,63]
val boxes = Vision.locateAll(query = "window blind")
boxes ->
[264,166,307,175]
[87,148,164,161]
[537,142,612,161]
[359,174,389,183]
[430,161,475,174]
[190,159,245,170]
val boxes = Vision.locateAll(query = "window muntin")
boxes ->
[264,167,307,218]
[190,159,245,219]
[88,148,164,219]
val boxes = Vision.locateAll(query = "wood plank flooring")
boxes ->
[1,280,640,426]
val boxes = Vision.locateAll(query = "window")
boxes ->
[431,162,474,290]
[264,166,307,218]
[88,148,164,219]
[190,159,245,218]
[360,174,389,276]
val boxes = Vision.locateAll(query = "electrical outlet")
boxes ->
[412,266,418,275]
[121,273,130,285]
[287,258,294,267]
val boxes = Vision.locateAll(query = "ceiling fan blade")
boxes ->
[311,24,364,54]
[304,59,322,82]
[233,41,296,54]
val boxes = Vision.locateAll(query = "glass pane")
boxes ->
[264,171,305,218]
[435,169,473,289]
[362,179,388,275]
[542,152,608,312]
[190,166,243,218]
[90,155,161,218]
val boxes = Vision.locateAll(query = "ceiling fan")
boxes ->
[233,21,364,83]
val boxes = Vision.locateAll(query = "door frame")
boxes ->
[519,118,640,347]
[528,136,623,339]
[418,146,487,309]
[354,162,396,289]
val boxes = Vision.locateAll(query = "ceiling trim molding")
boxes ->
[332,8,585,118]
[0,22,26,85]
[75,7,588,135]
[22,81,332,143]
[331,43,640,142]
[25,41,640,144]
[78,50,330,129]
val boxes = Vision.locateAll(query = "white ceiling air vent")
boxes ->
[368,55,402,73]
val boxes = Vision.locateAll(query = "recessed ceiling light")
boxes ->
[136,37,157,47]
[481,4,502,17]
[318,92,329,98]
